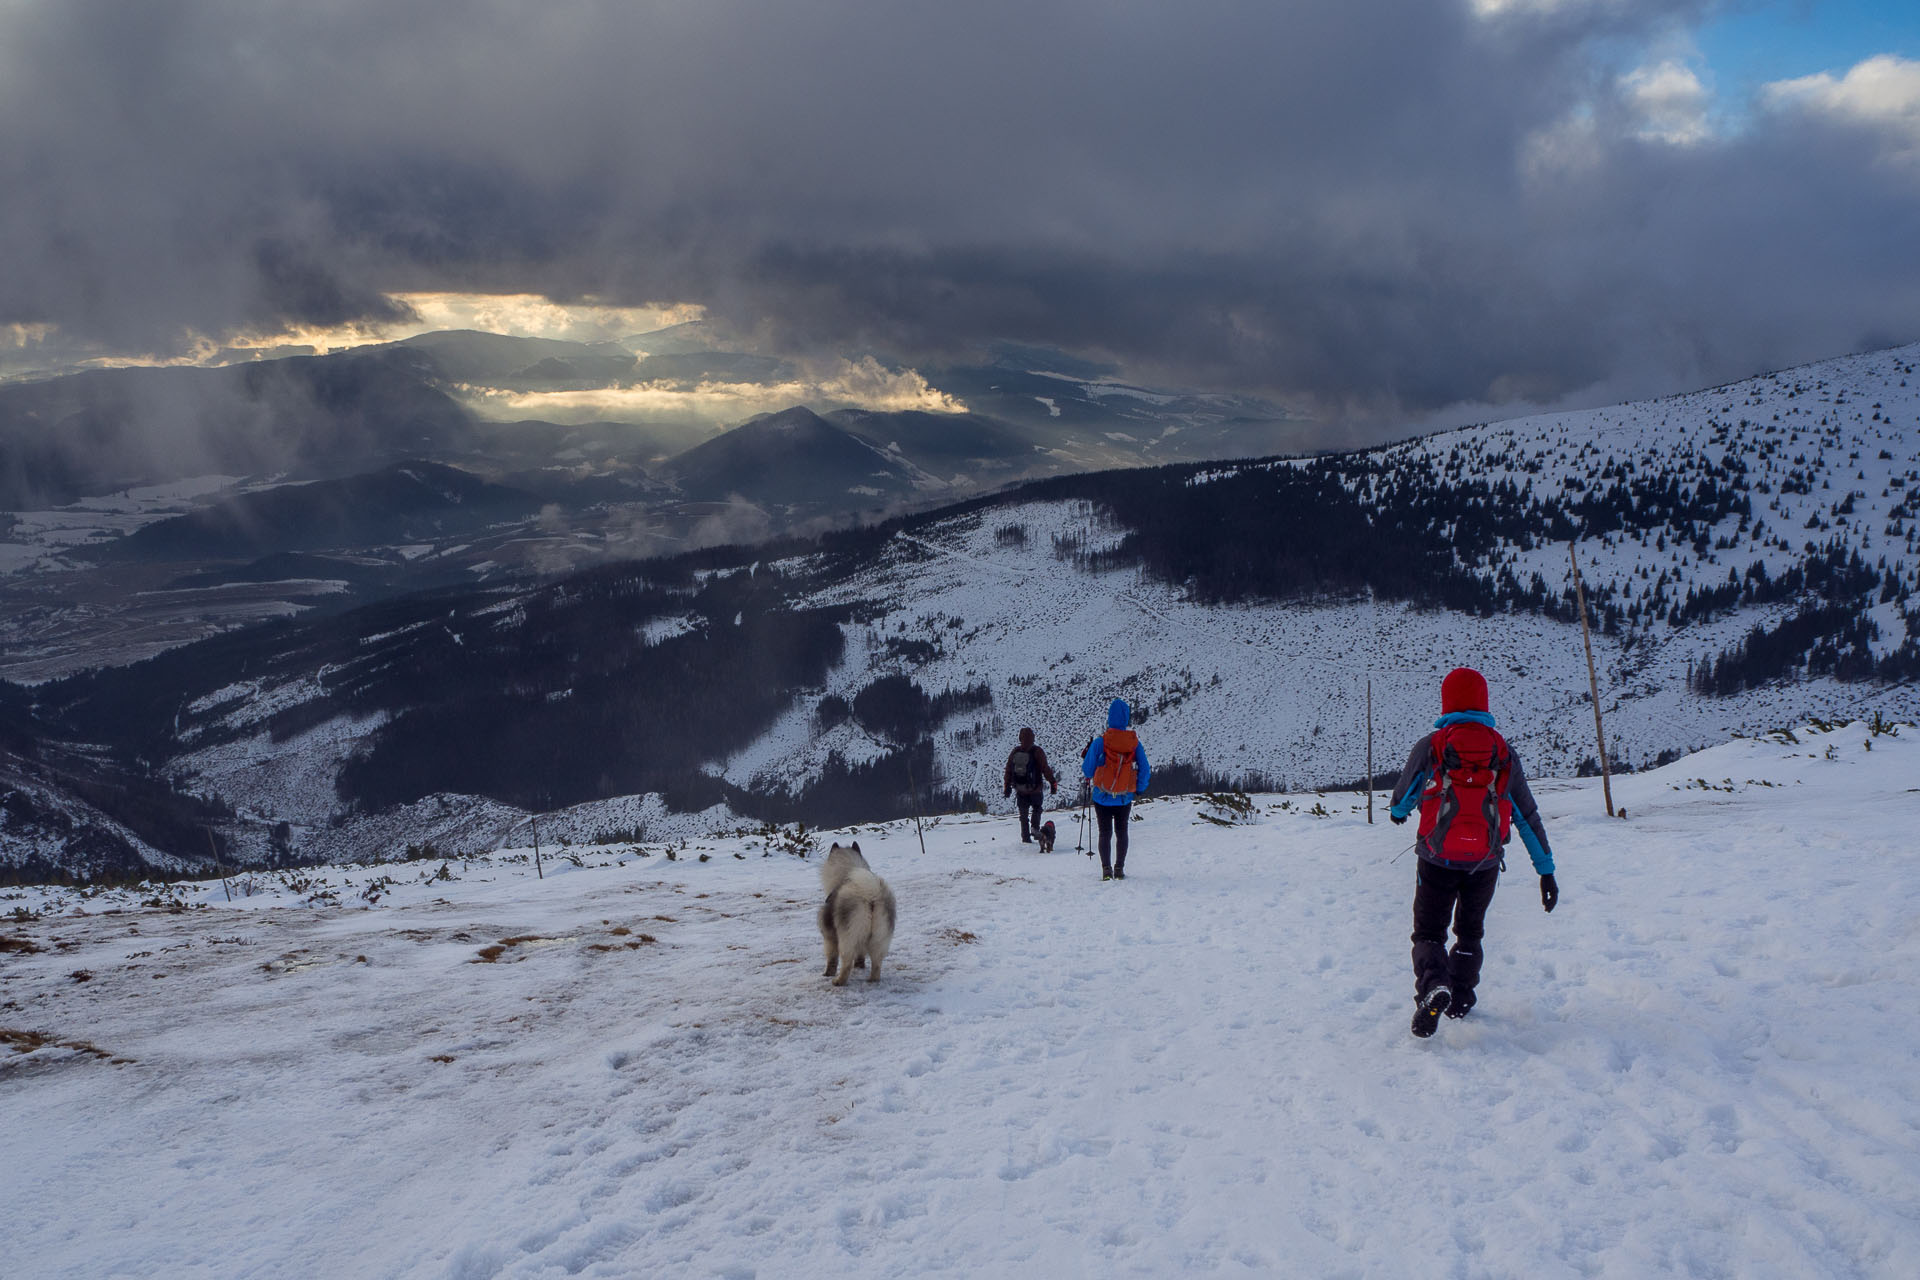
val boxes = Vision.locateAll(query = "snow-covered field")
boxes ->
[5,721,1917,1278]
[0,475,250,576]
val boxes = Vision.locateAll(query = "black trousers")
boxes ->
[1095,802,1130,874]
[1015,792,1043,840]
[1411,860,1499,1000]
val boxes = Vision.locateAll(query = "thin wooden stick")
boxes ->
[1365,676,1374,825]
[207,828,230,902]
[1569,541,1615,817]
[532,816,543,880]
[904,750,929,856]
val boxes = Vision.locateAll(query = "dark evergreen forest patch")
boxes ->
[34,559,858,822]
[848,675,993,745]
[326,573,851,812]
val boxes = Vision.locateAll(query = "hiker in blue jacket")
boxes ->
[1082,698,1150,881]
[1389,666,1558,1038]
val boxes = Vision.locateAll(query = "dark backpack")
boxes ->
[1009,748,1039,789]
[1416,722,1513,865]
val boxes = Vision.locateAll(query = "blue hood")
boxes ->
[1107,698,1131,730]
[1434,710,1497,729]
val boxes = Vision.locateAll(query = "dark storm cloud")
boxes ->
[2,0,1915,424]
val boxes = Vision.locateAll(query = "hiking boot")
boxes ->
[1411,985,1451,1038]
[1444,992,1475,1020]
[1100,873,1113,882]
[1112,868,1126,880]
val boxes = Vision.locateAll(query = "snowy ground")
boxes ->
[0,475,250,576]
[4,721,1918,1278]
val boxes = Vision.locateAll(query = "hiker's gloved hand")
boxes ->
[1390,812,1407,826]
[1003,787,1011,799]
[1050,782,1058,794]
[1540,874,1558,913]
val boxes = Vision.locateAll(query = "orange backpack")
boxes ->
[1091,728,1139,795]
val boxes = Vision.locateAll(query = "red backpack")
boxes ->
[1416,722,1513,865]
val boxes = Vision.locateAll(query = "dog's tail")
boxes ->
[820,842,868,895]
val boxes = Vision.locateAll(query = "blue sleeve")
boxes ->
[1082,738,1102,779]
[1507,754,1554,874]
[1135,743,1150,793]
[1389,771,1426,821]
[1513,811,1554,875]
[1388,737,1432,820]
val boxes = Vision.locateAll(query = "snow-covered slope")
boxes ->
[24,343,1920,874]
[725,341,1920,802]
[5,722,1917,1276]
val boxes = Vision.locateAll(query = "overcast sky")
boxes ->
[2,0,1917,429]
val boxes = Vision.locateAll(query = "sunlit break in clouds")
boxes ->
[460,357,968,427]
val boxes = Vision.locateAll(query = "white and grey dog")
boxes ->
[817,842,896,985]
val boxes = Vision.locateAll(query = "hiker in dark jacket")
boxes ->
[1388,666,1557,1038]
[1003,727,1059,843]
[1082,698,1150,881]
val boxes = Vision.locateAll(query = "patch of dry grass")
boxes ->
[472,934,554,963]
[586,934,657,952]
[1,1027,132,1064]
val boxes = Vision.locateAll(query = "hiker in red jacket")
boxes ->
[1388,667,1558,1039]
[1003,727,1059,843]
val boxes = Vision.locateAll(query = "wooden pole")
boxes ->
[904,750,929,856]
[1569,542,1616,817]
[532,816,544,880]
[1365,677,1374,824]
[207,828,231,902]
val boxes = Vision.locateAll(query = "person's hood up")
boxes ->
[1441,667,1489,715]
[1107,698,1131,730]
[1018,727,1035,747]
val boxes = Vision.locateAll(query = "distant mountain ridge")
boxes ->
[0,348,473,507]
[662,406,931,508]
[393,330,638,389]
[6,340,1917,882]
[0,329,1312,513]
[97,460,543,561]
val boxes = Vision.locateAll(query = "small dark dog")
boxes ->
[1036,820,1056,853]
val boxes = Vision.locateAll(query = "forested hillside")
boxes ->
[6,343,1917,880]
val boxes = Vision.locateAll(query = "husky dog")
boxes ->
[1036,820,1056,854]
[818,842,897,985]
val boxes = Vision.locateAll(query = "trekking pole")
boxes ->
[1389,840,1416,865]
[1080,780,1092,856]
